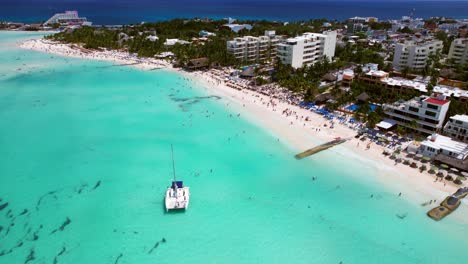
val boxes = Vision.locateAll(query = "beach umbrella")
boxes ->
[395,156,402,163]
[407,151,416,156]
[445,174,454,181]
[422,156,431,162]
[428,166,437,174]
[410,162,418,168]
[462,172,468,178]
[450,168,459,174]
[440,164,449,169]
[420,164,427,171]
[454,177,463,185]
[390,153,396,160]
[403,159,411,165]
[415,154,423,160]
[437,169,447,177]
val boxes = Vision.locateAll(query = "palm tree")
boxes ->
[402,66,410,78]
[408,120,418,132]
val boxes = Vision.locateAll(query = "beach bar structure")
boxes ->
[419,134,468,171]
[186,57,209,70]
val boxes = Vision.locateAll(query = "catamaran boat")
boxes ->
[165,145,190,212]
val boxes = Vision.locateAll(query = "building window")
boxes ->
[409,106,419,112]
[427,147,435,152]
[425,110,436,117]
[427,104,438,110]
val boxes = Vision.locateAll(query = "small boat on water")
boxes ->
[295,137,350,159]
[165,145,190,212]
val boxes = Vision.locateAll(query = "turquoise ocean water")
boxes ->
[0,32,467,264]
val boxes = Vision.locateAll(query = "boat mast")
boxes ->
[171,144,177,182]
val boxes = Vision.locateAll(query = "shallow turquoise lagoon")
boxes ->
[0,32,467,264]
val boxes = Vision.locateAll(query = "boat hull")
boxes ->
[165,187,190,212]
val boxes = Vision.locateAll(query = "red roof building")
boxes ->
[425,98,450,106]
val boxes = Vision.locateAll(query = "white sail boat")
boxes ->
[165,145,190,212]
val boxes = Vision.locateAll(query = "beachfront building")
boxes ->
[383,94,450,135]
[357,70,468,101]
[392,40,443,71]
[276,31,337,69]
[226,31,284,63]
[145,35,159,42]
[223,23,253,33]
[43,11,91,26]
[419,134,468,171]
[358,70,428,93]
[448,38,468,65]
[199,30,216,37]
[444,115,468,143]
[164,39,190,46]
[433,85,468,102]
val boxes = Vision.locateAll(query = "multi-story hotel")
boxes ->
[276,31,337,69]
[444,114,468,143]
[383,94,450,135]
[448,38,468,65]
[226,31,284,63]
[44,11,91,26]
[392,40,443,71]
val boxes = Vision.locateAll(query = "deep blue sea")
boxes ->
[1,0,468,24]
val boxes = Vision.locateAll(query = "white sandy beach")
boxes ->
[20,38,467,222]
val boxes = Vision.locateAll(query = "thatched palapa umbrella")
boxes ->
[395,156,402,163]
[437,169,447,177]
[420,164,427,172]
[445,174,454,181]
[454,176,464,185]
[428,166,437,174]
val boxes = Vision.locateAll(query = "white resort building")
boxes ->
[383,94,450,135]
[44,11,91,26]
[226,31,284,63]
[448,38,468,65]
[276,31,337,69]
[444,115,468,143]
[419,134,468,162]
[392,40,443,71]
